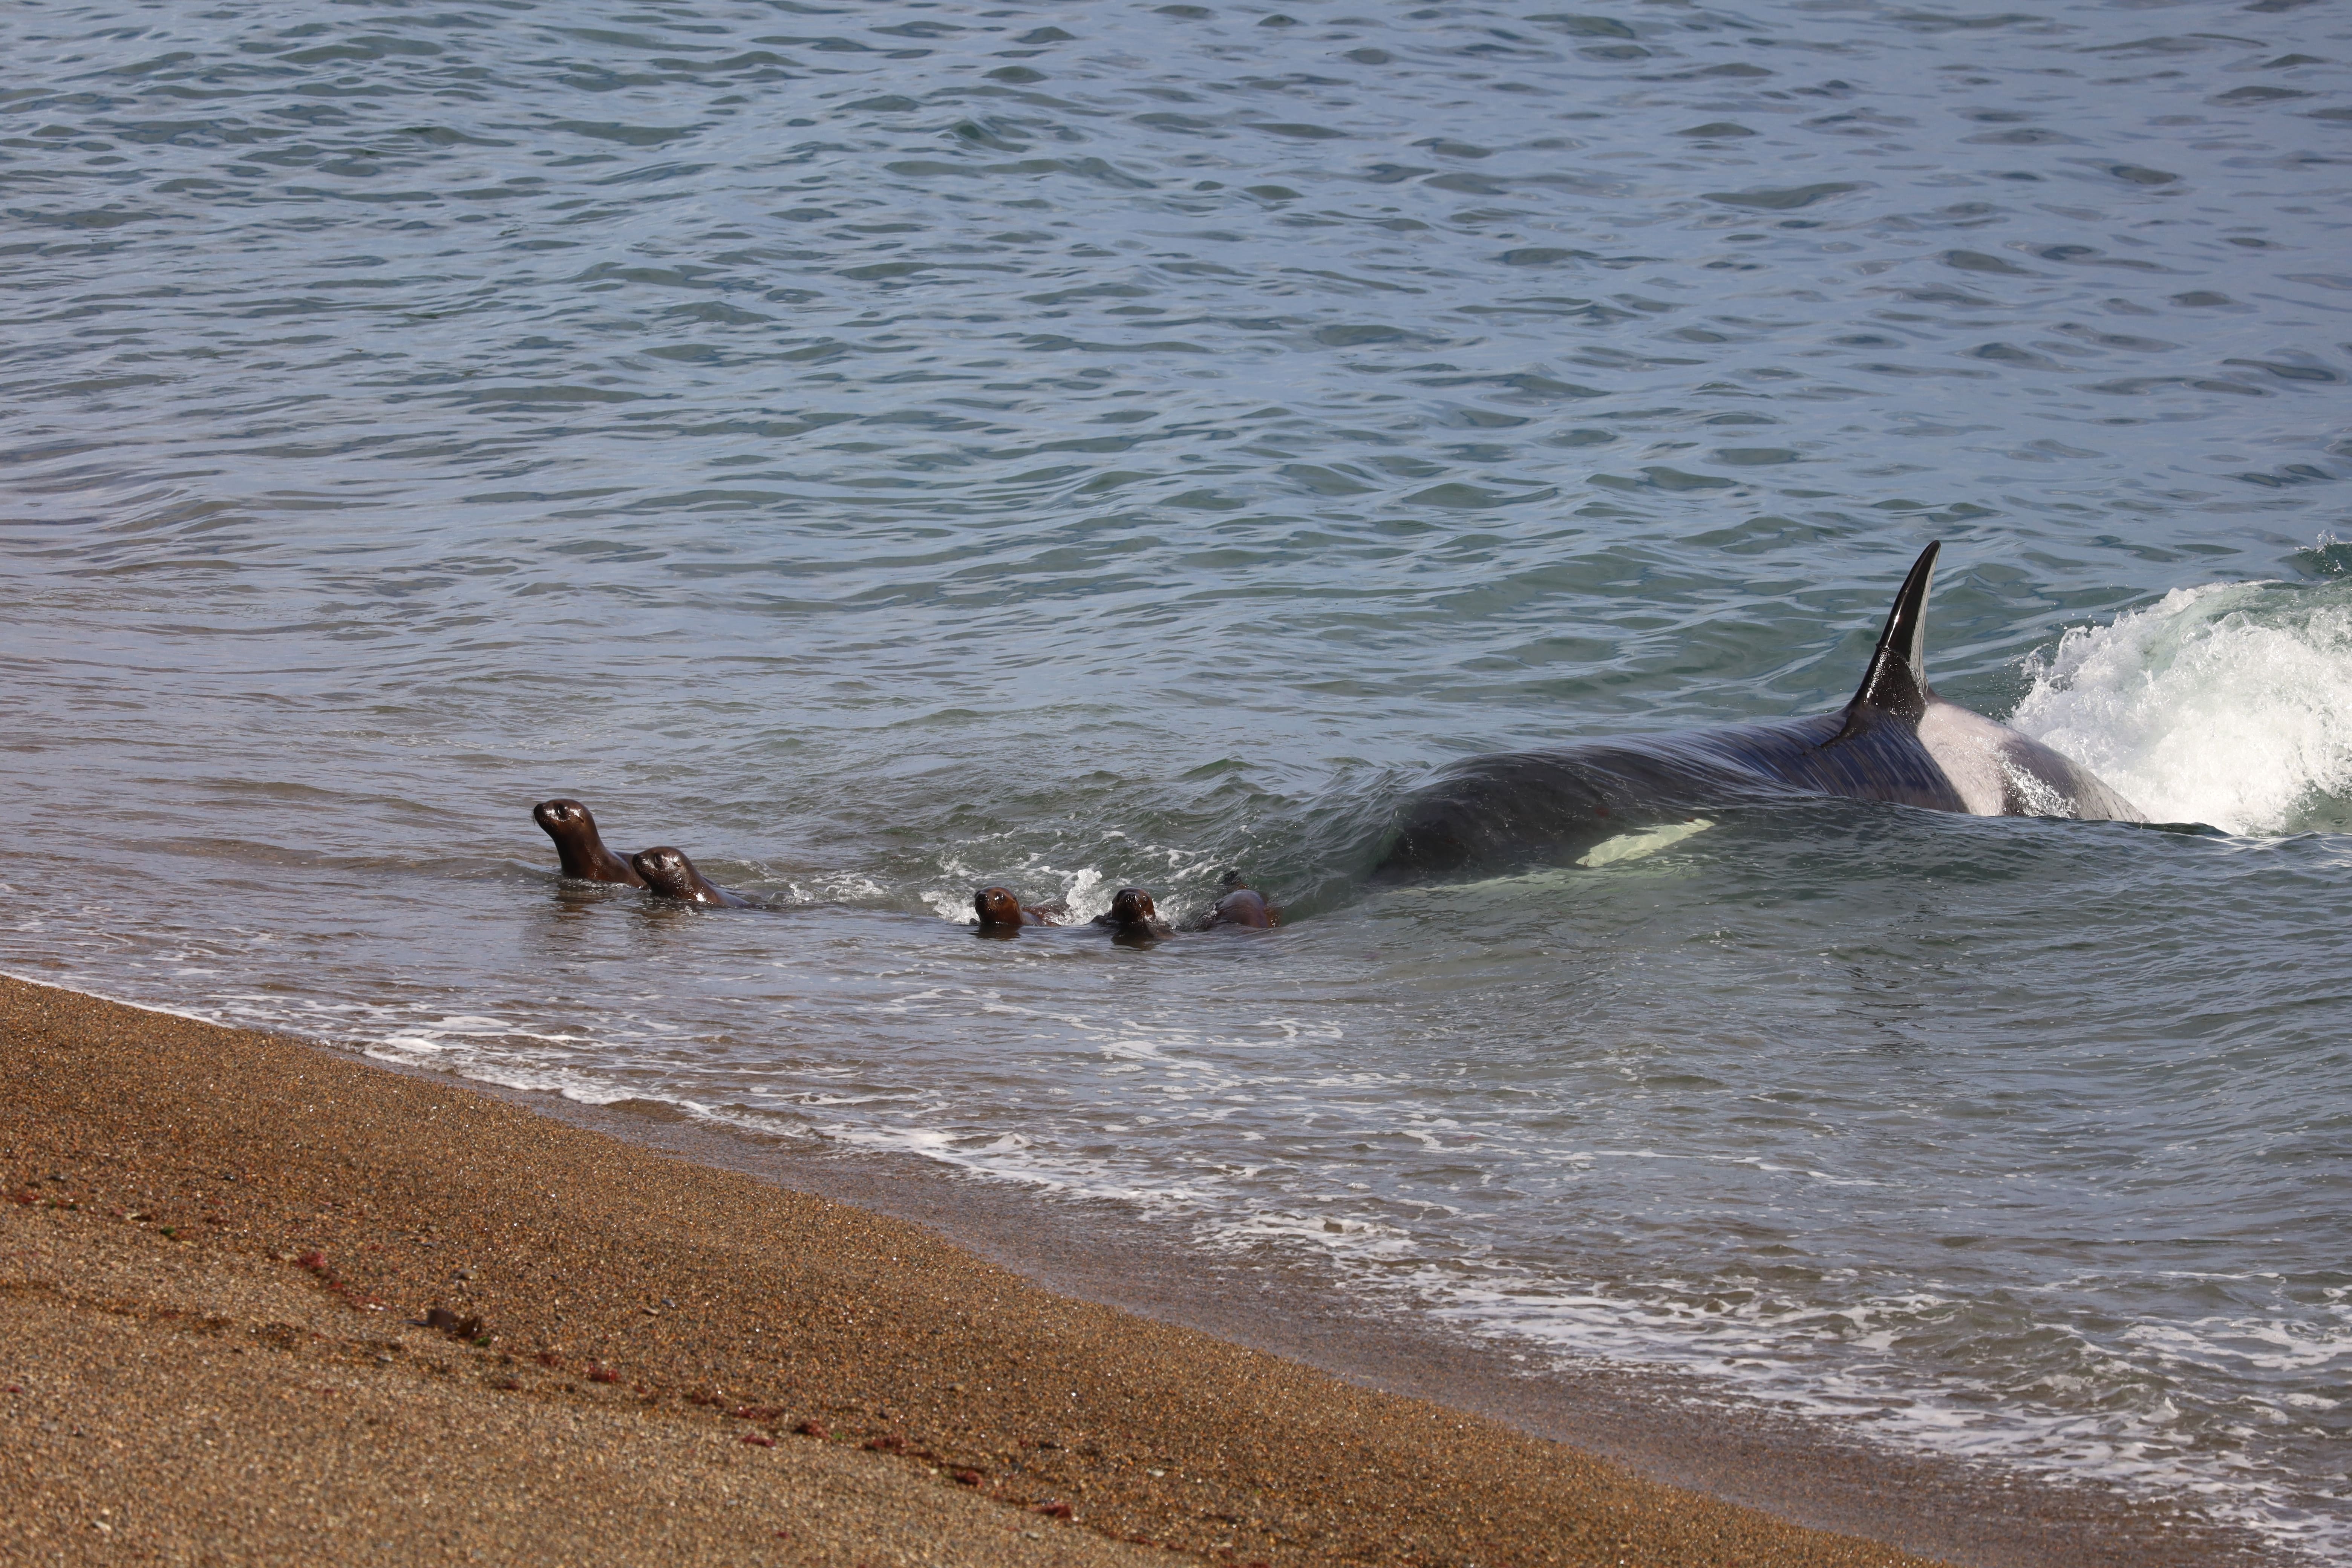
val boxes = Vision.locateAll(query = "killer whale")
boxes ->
[1372,542,2145,881]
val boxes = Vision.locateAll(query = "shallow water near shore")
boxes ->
[4,0,2350,1554]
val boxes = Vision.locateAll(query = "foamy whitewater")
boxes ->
[2014,579,2352,836]
[3,0,2349,1556]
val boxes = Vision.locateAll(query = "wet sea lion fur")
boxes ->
[533,798,645,886]
[631,846,753,908]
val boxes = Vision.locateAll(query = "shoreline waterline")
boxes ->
[0,969,2285,1568]
[7,0,2349,1545]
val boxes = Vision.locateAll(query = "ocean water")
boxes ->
[4,0,2350,1553]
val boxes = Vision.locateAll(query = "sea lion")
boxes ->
[1374,542,2148,881]
[533,798,646,886]
[1199,870,1277,930]
[1094,887,1174,945]
[630,846,753,908]
[974,886,1067,930]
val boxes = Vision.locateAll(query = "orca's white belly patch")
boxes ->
[1577,819,1714,867]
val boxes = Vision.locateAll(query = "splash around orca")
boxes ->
[1372,542,2147,882]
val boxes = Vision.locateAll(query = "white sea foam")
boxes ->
[2011,581,2352,835]
[12,964,2342,1557]
[1204,1222,2352,1559]
[922,860,1120,923]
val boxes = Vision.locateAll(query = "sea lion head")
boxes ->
[630,846,701,900]
[534,796,646,885]
[1208,885,1274,929]
[1110,887,1158,925]
[533,797,597,840]
[974,886,1026,927]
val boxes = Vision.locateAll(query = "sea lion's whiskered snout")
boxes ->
[531,797,646,886]
[629,845,753,908]
[1096,887,1174,945]
[634,848,689,887]
[974,886,1067,929]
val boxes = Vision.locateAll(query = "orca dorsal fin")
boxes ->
[1829,541,1939,743]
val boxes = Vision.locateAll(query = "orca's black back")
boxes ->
[1370,714,1966,882]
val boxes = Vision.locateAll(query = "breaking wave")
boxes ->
[2011,579,2352,836]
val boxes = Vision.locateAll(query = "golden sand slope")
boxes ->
[4,974,1957,1567]
[3,1207,1164,1566]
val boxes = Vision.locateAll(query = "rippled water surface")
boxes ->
[6,0,2352,1553]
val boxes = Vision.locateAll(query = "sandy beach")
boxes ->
[0,975,2255,1567]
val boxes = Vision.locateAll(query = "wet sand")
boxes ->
[0,976,2261,1566]
[515,1093,2276,1568]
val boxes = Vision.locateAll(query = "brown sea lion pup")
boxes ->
[1093,887,1173,945]
[630,847,753,908]
[974,886,1067,930]
[533,798,645,886]
[1200,870,1277,931]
